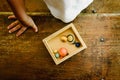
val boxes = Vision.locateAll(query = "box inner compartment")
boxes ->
[47,27,83,60]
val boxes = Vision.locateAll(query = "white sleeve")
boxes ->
[44,0,93,23]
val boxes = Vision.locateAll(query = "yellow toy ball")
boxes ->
[60,36,67,42]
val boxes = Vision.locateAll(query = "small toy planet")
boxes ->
[67,34,74,42]
[60,36,67,42]
[59,47,68,57]
[53,50,58,53]
[55,53,60,58]
[60,34,75,42]
[60,34,81,48]
[53,47,68,58]
[75,42,81,47]
[54,34,81,59]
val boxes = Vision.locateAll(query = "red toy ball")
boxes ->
[59,47,68,57]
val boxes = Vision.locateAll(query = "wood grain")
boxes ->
[0,14,120,80]
[0,0,120,13]
[0,0,120,80]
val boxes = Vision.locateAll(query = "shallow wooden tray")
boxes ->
[43,23,87,65]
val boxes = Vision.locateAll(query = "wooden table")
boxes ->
[0,14,120,80]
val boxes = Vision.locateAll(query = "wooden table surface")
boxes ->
[0,14,120,80]
[1,0,120,13]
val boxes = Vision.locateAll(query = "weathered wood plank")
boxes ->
[85,0,120,13]
[0,0,120,13]
[0,14,120,80]
[25,0,49,12]
[25,0,120,13]
[0,0,11,11]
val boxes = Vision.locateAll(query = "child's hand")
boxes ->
[7,15,38,37]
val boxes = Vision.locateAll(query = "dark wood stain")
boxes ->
[0,14,120,80]
[0,0,120,79]
[0,0,120,13]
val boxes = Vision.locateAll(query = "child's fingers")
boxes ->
[7,20,19,29]
[16,26,27,37]
[8,15,16,19]
[32,24,38,32]
[8,25,21,33]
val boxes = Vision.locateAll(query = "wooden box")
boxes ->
[43,23,87,65]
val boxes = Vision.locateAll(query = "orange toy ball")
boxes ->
[59,47,68,57]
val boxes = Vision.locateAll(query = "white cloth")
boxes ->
[44,0,93,23]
